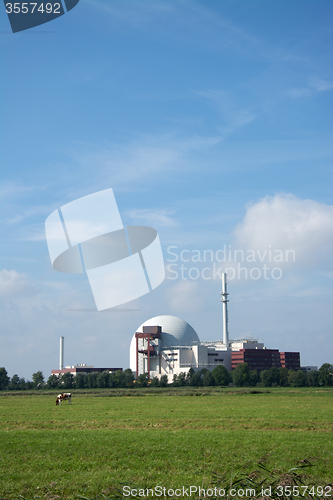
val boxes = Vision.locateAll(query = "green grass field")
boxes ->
[0,388,332,500]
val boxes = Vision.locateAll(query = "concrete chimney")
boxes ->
[59,336,64,370]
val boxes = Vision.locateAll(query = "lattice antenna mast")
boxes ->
[220,273,229,347]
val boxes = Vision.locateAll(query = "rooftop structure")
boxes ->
[51,365,122,376]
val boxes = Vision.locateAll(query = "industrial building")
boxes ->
[231,348,300,371]
[280,351,301,370]
[129,317,300,381]
[129,315,231,383]
[51,336,122,377]
[51,365,123,376]
[129,273,301,381]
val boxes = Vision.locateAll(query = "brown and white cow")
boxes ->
[56,393,72,405]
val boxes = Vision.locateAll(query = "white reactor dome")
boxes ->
[129,315,200,371]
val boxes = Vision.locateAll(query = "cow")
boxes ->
[56,393,72,405]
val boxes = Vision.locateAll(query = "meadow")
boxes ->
[0,388,332,500]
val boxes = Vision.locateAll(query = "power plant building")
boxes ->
[129,316,300,381]
[129,315,231,383]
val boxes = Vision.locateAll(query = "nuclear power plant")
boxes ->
[52,273,301,380]
[129,273,301,382]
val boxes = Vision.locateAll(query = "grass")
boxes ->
[0,388,332,499]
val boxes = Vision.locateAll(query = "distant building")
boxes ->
[51,364,122,376]
[231,348,281,371]
[230,340,265,350]
[280,352,301,370]
[300,366,318,373]
[231,348,300,372]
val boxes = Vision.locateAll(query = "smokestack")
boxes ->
[59,336,64,370]
[221,273,229,347]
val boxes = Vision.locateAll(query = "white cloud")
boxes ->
[68,133,222,190]
[234,194,333,270]
[286,78,333,99]
[126,208,177,227]
[285,87,311,99]
[0,269,38,298]
[69,139,180,187]
[0,181,36,200]
[194,89,256,136]
[309,78,333,92]
[6,205,54,225]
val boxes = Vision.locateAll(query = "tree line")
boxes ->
[0,363,332,390]
[171,363,333,388]
[0,368,135,390]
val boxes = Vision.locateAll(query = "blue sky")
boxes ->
[1,0,332,380]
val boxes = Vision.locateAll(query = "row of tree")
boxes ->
[0,363,332,390]
[0,367,135,390]
[0,368,45,390]
[171,363,333,388]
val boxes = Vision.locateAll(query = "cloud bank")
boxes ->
[234,194,333,271]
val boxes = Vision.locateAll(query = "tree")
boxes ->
[87,372,98,388]
[19,377,27,390]
[60,372,74,389]
[97,371,109,388]
[186,368,202,386]
[294,370,307,387]
[172,373,186,387]
[8,374,21,390]
[202,370,215,386]
[178,372,187,386]
[124,368,134,388]
[0,367,10,390]
[318,363,333,387]
[47,374,60,389]
[159,374,168,387]
[278,367,289,387]
[306,370,319,387]
[186,368,195,385]
[232,363,251,387]
[288,369,306,387]
[287,370,296,386]
[74,372,86,389]
[249,370,259,387]
[261,367,279,387]
[150,376,159,387]
[32,371,45,389]
[260,370,269,386]
[114,370,127,388]
[211,365,230,386]
[136,373,148,387]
